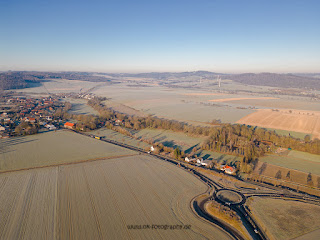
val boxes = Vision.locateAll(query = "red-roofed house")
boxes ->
[64,122,75,129]
[29,117,36,123]
[220,165,236,175]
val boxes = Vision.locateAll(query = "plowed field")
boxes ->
[237,109,320,139]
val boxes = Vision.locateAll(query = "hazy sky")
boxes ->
[1,0,319,73]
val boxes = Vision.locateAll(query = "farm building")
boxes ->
[64,122,75,129]
[220,165,236,175]
[185,157,196,163]
[197,158,203,164]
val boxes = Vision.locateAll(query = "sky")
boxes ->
[1,0,319,73]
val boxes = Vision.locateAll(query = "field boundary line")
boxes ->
[0,153,138,175]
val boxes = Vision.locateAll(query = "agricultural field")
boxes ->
[64,98,99,115]
[0,130,135,172]
[258,151,320,175]
[0,155,233,240]
[226,97,320,111]
[93,83,256,123]
[89,128,150,150]
[103,99,147,117]
[15,79,320,126]
[130,128,205,152]
[198,150,241,165]
[14,79,104,95]
[237,109,320,139]
[246,197,320,240]
[252,160,320,188]
[257,127,309,140]
[209,97,279,102]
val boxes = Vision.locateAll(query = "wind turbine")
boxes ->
[217,75,221,88]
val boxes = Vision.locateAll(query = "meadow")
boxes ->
[0,130,135,172]
[0,155,233,240]
[247,197,320,240]
[258,150,320,175]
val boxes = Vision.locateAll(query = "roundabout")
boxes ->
[215,189,246,205]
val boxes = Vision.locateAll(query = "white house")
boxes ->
[196,158,203,164]
[45,124,57,130]
[185,157,197,163]
[0,126,6,131]
[201,159,213,168]
[150,146,155,152]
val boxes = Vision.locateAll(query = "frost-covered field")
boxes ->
[0,155,232,240]
[0,130,135,172]
[247,197,320,240]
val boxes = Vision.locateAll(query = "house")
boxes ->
[220,165,236,175]
[196,158,203,164]
[201,159,213,168]
[29,117,36,123]
[0,133,9,139]
[4,118,11,123]
[39,121,47,126]
[184,157,195,163]
[114,119,123,126]
[0,126,6,131]
[64,122,75,129]
[45,124,57,130]
[23,117,35,122]
[150,146,155,152]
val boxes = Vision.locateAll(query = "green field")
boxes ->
[0,130,135,172]
[257,127,310,140]
[247,197,320,240]
[288,150,320,163]
[259,151,320,175]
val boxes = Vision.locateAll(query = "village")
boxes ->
[0,94,67,138]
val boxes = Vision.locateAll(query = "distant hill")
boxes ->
[106,71,219,80]
[0,71,111,90]
[222,73,320,90]
[2,71,319,91]
[0,72,42,90]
